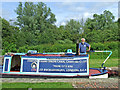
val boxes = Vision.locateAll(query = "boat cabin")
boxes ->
[3,50,90,77]
[2,49,109,78]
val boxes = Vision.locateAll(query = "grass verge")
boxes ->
[2,82,73,88]
[90,58,118,68]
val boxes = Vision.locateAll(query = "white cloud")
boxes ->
[1,9,11,19]
[1,1,118,27]
[61,2,73,6]
[105,3,118,21]
[84,12,90,17]
[118,2,120,18]
[70,7,87,12]
[54,2,118,26]
[0,2,1,15]
[60,21,66,26]
[56,12,93,26]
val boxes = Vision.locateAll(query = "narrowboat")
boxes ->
[0,48,112,78]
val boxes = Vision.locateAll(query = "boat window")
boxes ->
[10,55,21,71]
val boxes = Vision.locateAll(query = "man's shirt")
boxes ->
[79,42,90,53]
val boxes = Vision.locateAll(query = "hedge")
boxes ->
[2,41,119,58]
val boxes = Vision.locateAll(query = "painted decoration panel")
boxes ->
[39,59,88,73]
[22,59,37,72]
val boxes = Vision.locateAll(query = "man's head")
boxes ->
[81,38,85,43]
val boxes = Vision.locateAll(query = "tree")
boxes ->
[2,18,19,53]
[85,10,115,31]
[14,2,23,28]
[65,19,83,34]
[15,2,56,33]
[84,10,118,43]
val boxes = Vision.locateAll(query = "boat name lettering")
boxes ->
[41,69,65,72]
[25,60,37,62]
[46,58,74,60]
[53,65,73,68]
[39,68,87,72]
[39,60,86,63]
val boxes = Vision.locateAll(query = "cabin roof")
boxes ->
[4,54,89,58]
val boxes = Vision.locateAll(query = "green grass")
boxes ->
[90,58,118,68]
[2,82,73,88]
[89,51,118,68]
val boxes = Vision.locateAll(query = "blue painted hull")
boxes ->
[1,54,108,77]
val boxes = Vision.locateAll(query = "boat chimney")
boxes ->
[76,39,79,55]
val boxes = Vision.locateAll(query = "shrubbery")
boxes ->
[90,41,119,50]
[2,41,119,59]
[17,43,75,53]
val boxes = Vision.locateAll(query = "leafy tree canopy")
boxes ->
[15,2,56,33]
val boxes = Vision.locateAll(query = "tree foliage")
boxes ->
[15,2,56,33]
[1,2,120,55]
[85,10,115,31]
[84,10,119,43]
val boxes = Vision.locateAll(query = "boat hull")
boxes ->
[1,54,108,78]
[1,68,108,78]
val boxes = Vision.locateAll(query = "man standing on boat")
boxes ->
[78,38,91,55]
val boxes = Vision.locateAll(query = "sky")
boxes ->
[0,0,119,26]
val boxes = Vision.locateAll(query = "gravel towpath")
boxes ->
[1,77,118,89]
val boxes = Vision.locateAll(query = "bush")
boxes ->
[2,41,119,59]
[17,45,28,53]
[90,41,119,50]
[2,49,5,55]
[55,40,65,44]
[17,43,75,53]
[55,39,73,44]
[64,39,73,44]
[106,42,118,50]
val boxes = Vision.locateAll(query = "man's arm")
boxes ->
[87,45,91,52]
[89,45,91,51]
[86,42,91,52]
